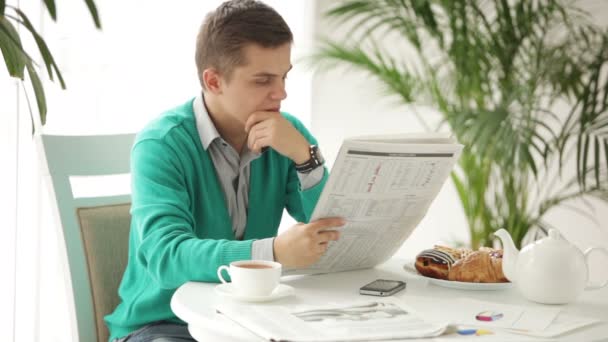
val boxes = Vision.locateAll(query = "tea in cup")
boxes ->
[217,260,282,297]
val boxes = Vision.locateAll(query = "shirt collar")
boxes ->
[193,93,265,157]
[193,93,222,150]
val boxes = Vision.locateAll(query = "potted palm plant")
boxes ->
[312,0,608,248]
[1,0,100,130]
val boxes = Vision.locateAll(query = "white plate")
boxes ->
[402,263,513,291]
[214,283,295,302]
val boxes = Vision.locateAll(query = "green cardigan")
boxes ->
[105,99,328,341]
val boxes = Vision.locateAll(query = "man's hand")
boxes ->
[244,111,310,164]
[273,217,345,268]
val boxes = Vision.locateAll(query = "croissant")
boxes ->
[448,250,508,283]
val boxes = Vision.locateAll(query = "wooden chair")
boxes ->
[37,133,135,342]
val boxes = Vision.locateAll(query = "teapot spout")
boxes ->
[494,229,519,282]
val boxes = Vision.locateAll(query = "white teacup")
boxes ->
[217,260,282,297]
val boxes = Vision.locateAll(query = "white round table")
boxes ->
[171,258,608,341]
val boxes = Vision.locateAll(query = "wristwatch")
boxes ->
[295,145,325,173]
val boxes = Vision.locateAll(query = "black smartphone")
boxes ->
[359,279,406,297]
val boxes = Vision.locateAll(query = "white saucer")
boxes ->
[214,283,295,302]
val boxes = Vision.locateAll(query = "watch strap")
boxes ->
[295,145,324,173]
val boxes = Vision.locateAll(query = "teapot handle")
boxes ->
[584,247,608,290]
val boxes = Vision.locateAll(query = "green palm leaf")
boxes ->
[2,1,101,130]
[42,0,56,21]
[26,62,47,125]
[83,0,101,29]
[7,7,66,88]
[0,17,27,78]
[311,40,423,104]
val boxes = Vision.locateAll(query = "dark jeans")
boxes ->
[114,321,195,342]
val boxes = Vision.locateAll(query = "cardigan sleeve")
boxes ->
[130,138,251,288]
[282,115,329,223]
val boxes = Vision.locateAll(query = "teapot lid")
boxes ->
[535,228,576,253]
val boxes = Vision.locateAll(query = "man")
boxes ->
[105,1,344,341]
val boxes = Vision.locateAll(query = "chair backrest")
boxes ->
[37,133,136,342]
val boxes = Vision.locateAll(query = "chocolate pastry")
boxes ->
[414,248,457,280]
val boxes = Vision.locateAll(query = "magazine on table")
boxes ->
[216,298,448,341]
[287,133,463,275]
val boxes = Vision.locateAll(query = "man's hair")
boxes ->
[195,0,293,90]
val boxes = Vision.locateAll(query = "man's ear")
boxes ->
[202,68,222,94]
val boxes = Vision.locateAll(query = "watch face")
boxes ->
[312,145,325,165]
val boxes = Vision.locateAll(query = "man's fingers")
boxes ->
[317,230,340,243]
[244,112,267,133]
[247,125,270,152]
[317,242,329,254]
[244,111,275,132]
[248,132,270,153]
[306,217,346,232]
[251,137,270,153]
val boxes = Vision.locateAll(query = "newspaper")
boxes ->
[289,133,463,275]
[404,296,601,338]
[216,298,448,341]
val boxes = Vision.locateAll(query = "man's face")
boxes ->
[217,43,291,124]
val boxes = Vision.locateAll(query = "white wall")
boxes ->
[311,0,608,269]
[0,57,19,342]
[41,0,314,135]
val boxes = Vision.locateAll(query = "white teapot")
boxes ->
[494,228,608,304]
